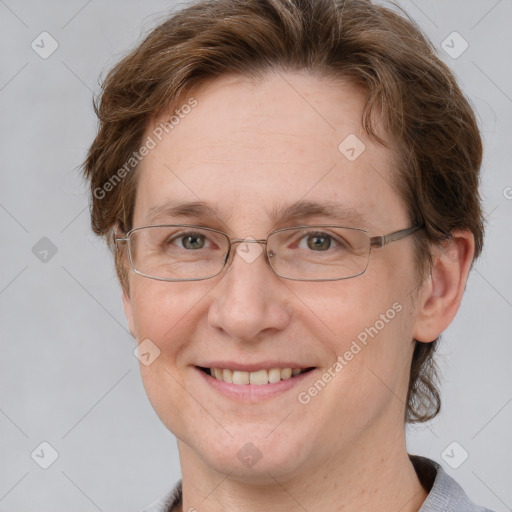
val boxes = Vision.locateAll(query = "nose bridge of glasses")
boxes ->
[224,238,271,270]
[229,238,267,246]
[227,238,269,263]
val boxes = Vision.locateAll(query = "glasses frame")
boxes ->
[115,224,423,282]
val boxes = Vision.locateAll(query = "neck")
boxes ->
[176,425,428,512]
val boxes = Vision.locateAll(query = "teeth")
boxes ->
[208,367,308,385]
[249,369,268,385]
[268,368,281,383]
[222,368,233,382]
[232,370,249,385]
[281,368,292,380]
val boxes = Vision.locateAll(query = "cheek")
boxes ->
[297,272,414,419]
[128,280,208,424]
[294,271,403,349]
[317,288,410,381]
[129,278,205,347]
[298,306,413,443]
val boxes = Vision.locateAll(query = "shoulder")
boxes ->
[411,455,495,512]
[139,479,182,512]
[141,459,497,512]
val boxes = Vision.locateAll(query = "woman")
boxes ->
[83,1,493,510]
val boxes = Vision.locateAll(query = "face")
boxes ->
[123,71,422,482]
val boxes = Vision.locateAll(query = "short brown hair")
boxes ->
[82,0,484,423]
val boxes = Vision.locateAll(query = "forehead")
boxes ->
[134,71,407,233]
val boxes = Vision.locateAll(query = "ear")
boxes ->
[122,289,137,339]
[413,230,475,343]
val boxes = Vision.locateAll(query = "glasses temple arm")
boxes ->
[370,225,423,248]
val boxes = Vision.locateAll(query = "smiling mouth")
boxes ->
[197,366,315,385]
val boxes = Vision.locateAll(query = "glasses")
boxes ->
[115,224,422,282]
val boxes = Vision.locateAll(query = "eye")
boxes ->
[170,232,208,250]
[299,231,337,251]
[308,233,330,250]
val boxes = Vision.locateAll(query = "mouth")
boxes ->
[196,366,315,385]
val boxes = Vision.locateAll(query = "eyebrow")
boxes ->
[144,199,368,229]
[145,201,222,226]
[270,200,368,227]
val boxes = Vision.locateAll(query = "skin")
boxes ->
[122,71,475,512]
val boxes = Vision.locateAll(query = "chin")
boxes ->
[188,426,312,483]
[205,448,306,484]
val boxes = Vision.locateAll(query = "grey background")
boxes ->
[0,0,511,510]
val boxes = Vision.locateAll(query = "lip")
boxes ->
[194,361,313,372]
[194,365,317,402]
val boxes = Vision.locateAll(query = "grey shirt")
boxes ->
[141,455,495,512]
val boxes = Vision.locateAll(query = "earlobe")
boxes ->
[122,290,137,338]
[413,230,475,343]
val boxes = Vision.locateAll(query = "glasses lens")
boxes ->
[267,226,371,280]
[128,226,229,280]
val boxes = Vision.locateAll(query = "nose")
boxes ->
[207,240,291,342]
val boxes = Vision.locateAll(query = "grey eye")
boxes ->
[306,233,331,251]
[176,233,206,250]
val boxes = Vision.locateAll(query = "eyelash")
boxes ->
[167,230,347,252]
